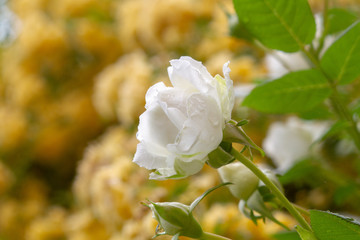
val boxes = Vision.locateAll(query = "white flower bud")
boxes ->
[147,201,203,238]
[218,162,259,200]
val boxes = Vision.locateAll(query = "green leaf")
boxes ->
[333,183,358,206]
[319,121,350,142]
[228,14,254,41]
[310,210,360,240]
[279,159,317,185]
[233,0,316,52]
[272,231,302,240]
[326,8,358,35]
[242,70,332,113]
[298,104,332,120]
[236,119,250,126]
[296,226,318,240]
[321,22,360,84]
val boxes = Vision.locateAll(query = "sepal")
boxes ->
[147,201,203,238]
[223,120,265,156]
[207,142,235,168]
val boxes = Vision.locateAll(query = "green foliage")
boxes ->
[296,226,318,240]
[319,121,350,142]
[321,22,360,84]
[242,70,332,113]
[333,183,358,206]
[278,159,315,184]
[310,210,360,240]
[298,104,332,120]
[232,0,316,52]
[232,0,360,239]
[326,8,358,35]
[228,14,254,41]
[351,100,360,117]
[272,231,301,240]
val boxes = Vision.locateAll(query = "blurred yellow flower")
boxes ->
[25,207,67,240]
[0,106,27,151]
[65,210,110,240]
[93,51,151,124]
[0,161,14,195]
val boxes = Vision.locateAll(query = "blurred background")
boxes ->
[0,0,359,239]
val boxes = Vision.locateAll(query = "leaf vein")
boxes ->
[337,35,360,82]
[262,0,306,50]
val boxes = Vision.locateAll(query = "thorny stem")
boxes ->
[231,148,313,232]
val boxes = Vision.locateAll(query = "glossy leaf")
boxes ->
[326,8,358,35]
[242,70,332,113]
[233,0,316,52]
[228,14,254,41]
[321,22,360,84]
[272,231,302,240]
[310,210,360,240]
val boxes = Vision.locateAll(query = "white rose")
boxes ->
[133,56,234,179]
[263,117,329,173]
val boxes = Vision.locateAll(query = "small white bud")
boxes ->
[218,162,259,200]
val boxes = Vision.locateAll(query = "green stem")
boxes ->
[231,148,312,232]
[293,203,310,217]
[329,92,360,151]
[299,47,360,151]
[199,232,231,240]
[315,0,329,56]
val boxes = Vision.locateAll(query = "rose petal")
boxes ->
[168,93,223,159]
[223,61,235,121]
[174,158,205,176]
[157,88,188,130]
[137,103,178,147]
[133,142,167,170]
[168,57,218,100]
[149,167,178,180]
[144,82,168,109]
